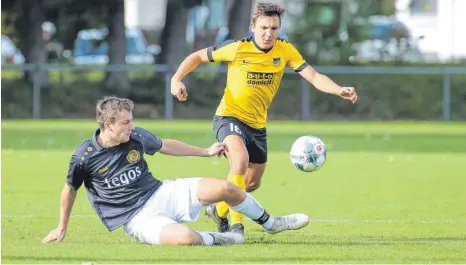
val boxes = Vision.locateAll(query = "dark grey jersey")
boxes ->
[66,127,163,231]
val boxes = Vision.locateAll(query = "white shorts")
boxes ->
[123,177,203,245]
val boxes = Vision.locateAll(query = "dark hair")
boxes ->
[252,2,286,24]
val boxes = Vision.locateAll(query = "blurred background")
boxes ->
[1,0,465,121]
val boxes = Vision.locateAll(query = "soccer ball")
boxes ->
[289,135,327,172]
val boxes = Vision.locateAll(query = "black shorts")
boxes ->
[213,115,267,164]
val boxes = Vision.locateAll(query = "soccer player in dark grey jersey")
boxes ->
[42,96,310,246]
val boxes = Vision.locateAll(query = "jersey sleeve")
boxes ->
[133,127,163,155]
[66,142,89,190]
[285,43,309,73]
[207,39,240,62]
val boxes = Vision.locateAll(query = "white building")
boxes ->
[124,0,166,31]
[396,0,466,61]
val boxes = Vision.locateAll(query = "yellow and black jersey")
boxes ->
[207,36,308,129]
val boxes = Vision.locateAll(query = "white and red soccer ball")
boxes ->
[289,135,327,172]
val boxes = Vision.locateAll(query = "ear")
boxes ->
[104,121,113,132]
[250,22,255,33]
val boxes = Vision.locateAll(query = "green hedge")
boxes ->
[2,68,465,120]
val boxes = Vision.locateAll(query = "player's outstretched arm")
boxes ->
[41,184,77,243]
[159,139,227,157]
[298,66,358,104]
[170,48,210,101]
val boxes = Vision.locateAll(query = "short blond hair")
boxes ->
[252,2,285,25]
[96,96,134,129]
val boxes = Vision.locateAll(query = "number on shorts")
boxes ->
[229,123,242,134]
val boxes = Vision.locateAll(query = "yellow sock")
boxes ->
[216,174,246,222]
[216,201,229,218]
[230,174,247,224]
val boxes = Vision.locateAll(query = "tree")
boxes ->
[287,0,346,64]
[158,0,203,67]
[15,0,48,85]
[288,0,397,65]
[226,0,252,39]
[102,0,130,92]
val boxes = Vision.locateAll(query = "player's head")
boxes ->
[96,96,135,143]
[250,2,285,50]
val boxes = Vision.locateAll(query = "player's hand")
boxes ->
[41,227,66,243]
[339,87,358,104]
[206,142,228,157]
[171,79,188,101]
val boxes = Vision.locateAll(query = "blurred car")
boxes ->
[352,16,425,63]
[72,28,160,65]
[1,35,25,64]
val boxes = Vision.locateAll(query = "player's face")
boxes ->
[106,109,134,143]
[251,15,281,49]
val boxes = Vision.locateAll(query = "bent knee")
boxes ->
[217,180,244,199]
[222,180,240,194]
[229,157,249,174]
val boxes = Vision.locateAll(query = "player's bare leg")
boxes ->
[223,135,249,175]
[159,223,244,246]
[206,135,248,234]
[200,178,310,236]
[244,163,266,192]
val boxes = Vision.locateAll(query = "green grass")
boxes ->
[2,120,466,264]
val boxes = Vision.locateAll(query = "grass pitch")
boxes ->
[1,120,465,264]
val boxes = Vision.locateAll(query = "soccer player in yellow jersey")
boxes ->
[170,2,358,235]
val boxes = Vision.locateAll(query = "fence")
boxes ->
[2,64,466,121]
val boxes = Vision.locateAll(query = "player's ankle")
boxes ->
[251,210,275,230]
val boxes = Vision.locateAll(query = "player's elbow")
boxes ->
[302,68,318,83]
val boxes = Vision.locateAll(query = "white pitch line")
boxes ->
[2,215,466,224]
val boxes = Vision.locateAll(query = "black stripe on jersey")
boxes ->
[241,36,252,42]
[251,36,272,53]
[207,39,237,62]
[277,37,288,43]
[207,46,215,62]
[295,62,309,73]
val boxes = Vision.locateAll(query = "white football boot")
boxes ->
[265,213,310,234]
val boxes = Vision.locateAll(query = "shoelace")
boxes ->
[273,215,298,230]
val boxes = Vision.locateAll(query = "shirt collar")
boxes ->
[91,128,104,151]
[250,36,273,53]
